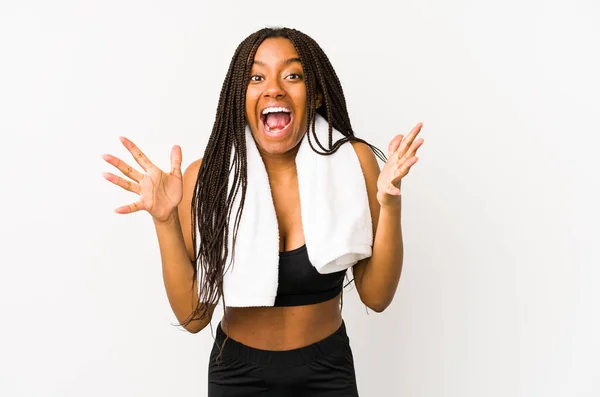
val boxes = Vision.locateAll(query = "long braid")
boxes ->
[180,27,385,331]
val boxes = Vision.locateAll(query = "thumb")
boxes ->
[170,145,183,178]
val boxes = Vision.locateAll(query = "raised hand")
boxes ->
[102,137,184,222]
[376,123,424,207]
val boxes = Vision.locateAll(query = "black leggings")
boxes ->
[208,321,359,396]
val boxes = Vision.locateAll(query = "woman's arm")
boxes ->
[351,142,401,313]
[155,159,215,333]
[351,125,423,312]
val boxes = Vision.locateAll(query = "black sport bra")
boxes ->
[274,244,347,307]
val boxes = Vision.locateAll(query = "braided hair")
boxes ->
[183,27,385,327]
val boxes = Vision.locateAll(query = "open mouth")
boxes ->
[260,106,293,138]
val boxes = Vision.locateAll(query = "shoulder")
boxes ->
[350,140,381,179]
[183,158,203,183]
[349,140,381,233]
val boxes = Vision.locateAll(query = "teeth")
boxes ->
[262,106,291,115]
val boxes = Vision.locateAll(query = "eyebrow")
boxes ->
[253,57,302,66]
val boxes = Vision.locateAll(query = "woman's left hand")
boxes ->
[376,122,424,208]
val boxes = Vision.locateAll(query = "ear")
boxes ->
[315,92,323,109]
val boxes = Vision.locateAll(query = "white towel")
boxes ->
[222,114,373,307]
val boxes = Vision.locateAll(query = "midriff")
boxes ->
[220,293,342,350]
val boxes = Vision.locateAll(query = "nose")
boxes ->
[263,77,285,99]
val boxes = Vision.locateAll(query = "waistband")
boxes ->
[214,321,349,367]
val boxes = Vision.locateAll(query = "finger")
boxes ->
[396,123,423,158]
[387,134,403,159]
[395,123,423,159]
[170,145,183,179]
[391,156,419,184]
[102,172,140,194]
[119,136,155,172]
[399,138,424,163]
[114,199,145,214]
[101,153,144,182]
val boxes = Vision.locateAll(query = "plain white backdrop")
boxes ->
[1,0,598,396]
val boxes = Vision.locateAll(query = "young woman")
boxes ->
[102,27,424,396]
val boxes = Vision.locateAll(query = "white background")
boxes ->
[1,1,598,396]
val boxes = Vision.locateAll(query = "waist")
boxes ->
[221,293,342,350]
[214,318,349,367]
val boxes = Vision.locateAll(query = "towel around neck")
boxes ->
[214,114,374,307]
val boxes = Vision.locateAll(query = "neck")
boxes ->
[258,145,300,181]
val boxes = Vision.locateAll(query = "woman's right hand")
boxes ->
[102,137,184,223]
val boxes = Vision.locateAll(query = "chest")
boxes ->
[268,174,305,252]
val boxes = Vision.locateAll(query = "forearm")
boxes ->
[358,200,404,311]
[153,212,210,333]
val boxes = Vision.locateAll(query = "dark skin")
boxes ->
[175,38,341,349]
[101,37,424,350]
[221,37,339,349]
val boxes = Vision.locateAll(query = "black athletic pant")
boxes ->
[208,321,359,396]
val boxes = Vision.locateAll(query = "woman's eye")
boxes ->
[287,73,302,80]
[249,75,263,82]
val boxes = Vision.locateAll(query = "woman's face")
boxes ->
[245,37,308,156]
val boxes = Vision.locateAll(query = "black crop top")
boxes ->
[274,244,347,307]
